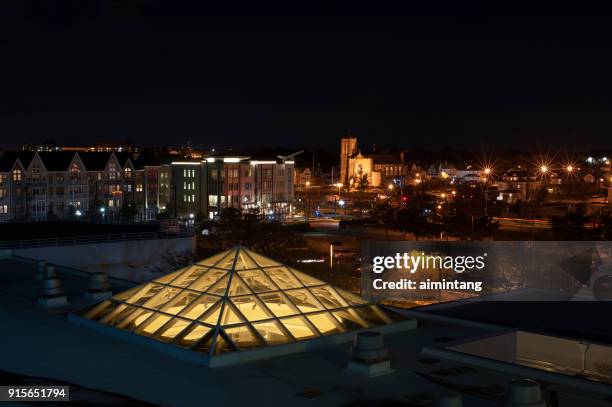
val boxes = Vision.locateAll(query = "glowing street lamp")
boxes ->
[540,165,548,174]
[566,165,574,173]
[388,184,394,190]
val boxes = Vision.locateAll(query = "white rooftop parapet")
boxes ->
[504,379,546,407]
[346,331,393,377]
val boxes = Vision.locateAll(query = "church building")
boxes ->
[340,136,407,188]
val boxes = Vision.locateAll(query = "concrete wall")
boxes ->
[10,236,195,282]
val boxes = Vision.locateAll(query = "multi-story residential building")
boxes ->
[165,155,295,220]
[0,150,295,223]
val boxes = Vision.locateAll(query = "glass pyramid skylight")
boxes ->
[79,247,399,357]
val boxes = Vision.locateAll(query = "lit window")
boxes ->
[136,184,143,192]
[12,169,22,181]
[0,205,8,214]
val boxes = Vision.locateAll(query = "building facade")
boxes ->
[340,137,408,188]
[0,150,296,223]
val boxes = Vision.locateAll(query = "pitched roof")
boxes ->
[37,152,77,171]
[0,151,35,171]
[78,152,114,171]
[77,247,401,362]
[370,153,403,165]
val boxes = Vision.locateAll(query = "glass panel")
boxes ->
[244,249,283,267]
[117,308,154,330]
[82,300,114,320]
[238,269,278,293]
[178,295,220,320]
[159,290,202,315]
[252,320,294,345]
[113,285,148,301]
[211,332,237,355]
[195,250,232,267]
[214,252,239,270]
[198,301,223,325]
[284,288,325,313]
[266,266,303,289]
[142,286,182,310]
[124,284,165,306]
[218,302,246,326]
[102,304,141,327]
[231,295,275,322]
[226,274,252,296]
[280,316,319,340]
[189,268,227,292]
[354,305,392,326]
[224,324,264,349]
[153,318,194,343]
[309,286,348,309]
[305,312,343,335]
[289,268,325,287]
[191,330,215,353]
[166,265,210,288]
[234,251,259,270]
[153,268,185,284]
[336,289,367,306]
[331,309,368,330]
[205,274,230,296]
[136,312,173,336]
[175,324,213,352]
[258,292,300,317]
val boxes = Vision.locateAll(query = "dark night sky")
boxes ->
[2,2,612,151]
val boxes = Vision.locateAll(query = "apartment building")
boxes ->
[0,150,296,223]
[165,155,295,220]
[0,151,164,222]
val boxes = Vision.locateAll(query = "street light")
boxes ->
[540,165,548,174]
[388,184,394,190]
[334,183,343,214]
[566,165,574,173]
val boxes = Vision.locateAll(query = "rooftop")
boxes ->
[1,255,612,406]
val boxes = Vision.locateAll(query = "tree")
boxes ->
[600,213,612,241]
[209,207,306,260]
[351,174,369,192]
[370,200,396,240]
[120,200,138,223]
[444,214,499,241]
[393,207,428,240]
[550,210,596,240]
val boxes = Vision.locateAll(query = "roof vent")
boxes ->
[37,268,68,308]
[35,261,48,281]
[87,272,112,300]
[346,331,393,377]
[504,379,546,407]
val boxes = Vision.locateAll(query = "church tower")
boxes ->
[340,136,358,185]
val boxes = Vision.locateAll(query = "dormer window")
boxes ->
[125,167,132,179]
